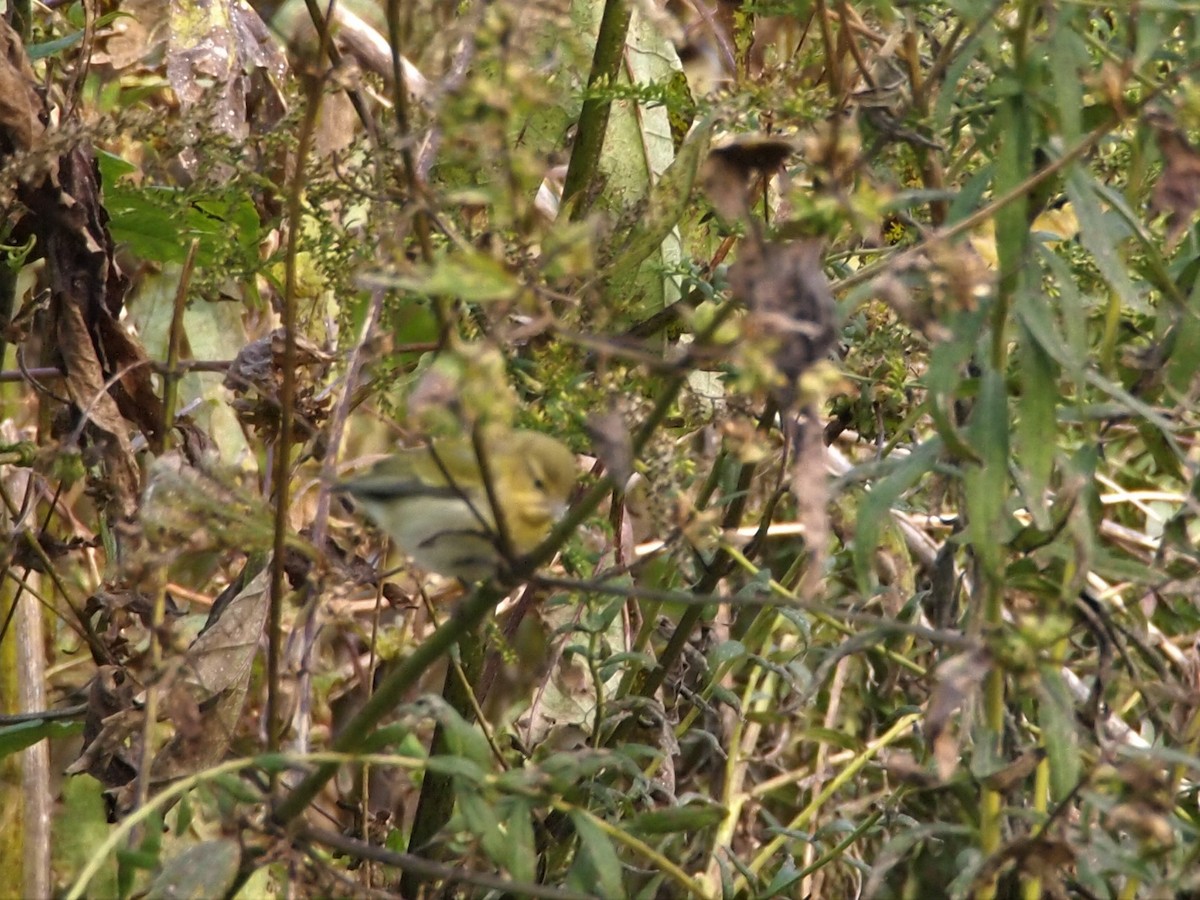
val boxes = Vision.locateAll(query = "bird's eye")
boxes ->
[533,476,546,491]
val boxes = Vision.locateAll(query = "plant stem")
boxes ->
[269,584,504,826]
[267,74,322,756]
[561,0,632,218]
[399,628,485,894]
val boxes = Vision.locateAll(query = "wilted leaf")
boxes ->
[925,648,990,781]
[1149,110,1200,249]
[979,747,1046,792]
[702,134,797,221]
[585,407,634,487]
[166,0,288,172]
[728,238,837,406]
[94,0,167,69]
[605,117,715,280]
[3,36,166,512]
[522,599,628,748]
[55,302,142,515]
[66,667,142,805]
[0,18,45,158]
[131,565,269,790]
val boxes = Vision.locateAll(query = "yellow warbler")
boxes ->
[338,428,578,580]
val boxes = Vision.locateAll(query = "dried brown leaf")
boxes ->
[728,239,837,405]
[4,46,164,510]
[93,0,168,70]
[1149,111,1200,248]
[55,302,142,515]
[586,408,634,487]
[979,747,1046,793]
[148,567,270,781]
[701,135,796,220]
[166,0,288,172]
[925,648,990,781]
[0,18,44,157]
[66,666,141,799]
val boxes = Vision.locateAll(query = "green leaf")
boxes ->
[385,251,521,303]
[434,703,496,770]
[1015,319,1057,527]
[963,366,1010,578]
[709,639,747,668]
[567,811,624,900]
[26,31,85,60]
[107,200,193,264]
[762,856,804,898]
[503,799,538,883]
[1038,668,1081,801]
[459,791,507,869]
[0,718,82,759]
[144,840,240,900]
[1066,169,1142,314]
[1048,24,1087,143]
[425,754,487,783]
[626,801,727,835]
[801,726,864,752]
[1029,249,1087,377]
[992,97,1031,286]
[1165,308,1200,396]
[853,439,943,592]
[55,776,119,899]
[605,117,715,280]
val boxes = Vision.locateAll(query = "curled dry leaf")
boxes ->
[925,647,990,782]
[66,665,141,817]
[701,134,796,221]
[149,567,271,783]
[224,328,333,438]
[0,17,44,160]
[979,746,1047,793]
[1148,110,1200,249]
[1,19,167,518]
[727,238,837,407]
[585,407,634,488]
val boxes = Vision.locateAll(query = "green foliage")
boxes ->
[10,0,1200,898]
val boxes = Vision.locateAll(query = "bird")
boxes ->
[337,427,578,580]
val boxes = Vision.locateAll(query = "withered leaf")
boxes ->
[925,647,990,781]
[224,328,332,395]
[149,566,270,782]
[93,0,168,71]
[1149,111,1200,249]
[5,44,165,513]
[0,18,44,158]
[166,0,288,172]
[55,301,142,515]
[586,408,634,488]
[66,666,141,799]
[701,135,796,221]
[728,238,837,401]
[708,135,796,176]
[979,746,1047,793]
